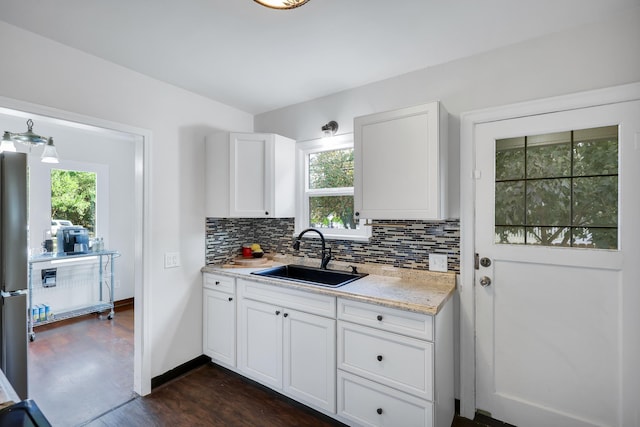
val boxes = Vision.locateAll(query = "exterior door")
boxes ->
[474,101,640,427]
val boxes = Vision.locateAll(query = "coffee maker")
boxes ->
[57,226,90,254]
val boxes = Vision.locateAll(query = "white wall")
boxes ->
[254,6,640,218]
[0,21,253,379]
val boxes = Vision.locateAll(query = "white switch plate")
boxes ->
[429,253,448,272]
[164,252,181,268]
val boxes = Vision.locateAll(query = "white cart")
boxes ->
[27,250,120,341]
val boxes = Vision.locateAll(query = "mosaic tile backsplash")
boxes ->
[205,218,460,273]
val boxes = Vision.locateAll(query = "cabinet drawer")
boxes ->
[338,370,433,427]
[338,321,433,401]
[203,273,235,294]
[238,279,335,318]
[338,298,433,341]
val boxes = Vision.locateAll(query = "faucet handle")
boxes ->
[348,265,358,274]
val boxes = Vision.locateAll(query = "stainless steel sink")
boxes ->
[250,264,367,288]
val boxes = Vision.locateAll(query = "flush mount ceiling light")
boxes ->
[1,119,60,163]
[321,121,338,137]
[253,0,310,10]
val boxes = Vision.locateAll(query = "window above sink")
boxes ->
[295,134,371,242]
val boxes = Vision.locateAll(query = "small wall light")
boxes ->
[321,121,338,137]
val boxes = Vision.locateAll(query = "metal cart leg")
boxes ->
[108,253,115,320]
[28,262,35,342]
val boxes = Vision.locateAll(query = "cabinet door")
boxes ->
[203,289,236,367]
[238,298,283,389]
[229,133,272,217]
[283,309,336,413]
[354,102,446,220]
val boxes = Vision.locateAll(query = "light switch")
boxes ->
[164,252,181,268]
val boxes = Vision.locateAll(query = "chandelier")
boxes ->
[254,0,310,10]
[1,119,60,163]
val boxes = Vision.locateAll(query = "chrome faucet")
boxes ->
[293,228,332,269]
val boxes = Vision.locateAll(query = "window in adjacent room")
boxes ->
[50,169,97,237]
[296,134,370,240]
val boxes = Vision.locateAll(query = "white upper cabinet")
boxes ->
[205,132,295,218]
[354,102,448,220]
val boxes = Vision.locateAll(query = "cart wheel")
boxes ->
[29,334,35,342]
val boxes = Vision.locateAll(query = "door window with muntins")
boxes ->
[495,125,618,249]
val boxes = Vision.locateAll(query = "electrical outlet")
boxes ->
[164,252,181,269]
[429,253,448,272]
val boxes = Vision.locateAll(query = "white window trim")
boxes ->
[295,134,371,241]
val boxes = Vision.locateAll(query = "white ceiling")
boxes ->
[1,0,637,114]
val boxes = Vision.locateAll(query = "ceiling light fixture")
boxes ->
[321,121,338,137]
[253,0,310,10]
[1,119,60,163]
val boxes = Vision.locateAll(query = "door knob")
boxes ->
[479,276,492,287]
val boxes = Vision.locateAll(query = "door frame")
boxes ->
[459,81,640,421]
[0,95,153,396]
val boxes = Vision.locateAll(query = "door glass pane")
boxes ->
[494,125,618,249]
[495,226,525,244]
[573,227,617,249]
[573,126,618,176]
[496,137,525,180]
[573,176,618,227]
[309,196,355,229]
[526,132,571,179]
[526,178,571,226]
[495,181,525,225]
[526,226,570,246]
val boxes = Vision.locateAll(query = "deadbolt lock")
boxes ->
[480,257,492,267]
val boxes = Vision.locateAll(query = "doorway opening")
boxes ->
[0,101,149,423]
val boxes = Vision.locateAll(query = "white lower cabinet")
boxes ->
[202,273,236,368]
[337,298,453,427]
[237,279,336,413]
[203,274,453,427]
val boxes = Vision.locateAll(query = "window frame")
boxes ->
[295,134,371,241]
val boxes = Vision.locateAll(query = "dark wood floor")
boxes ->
[28,303,512,427]
[28,305,135,427]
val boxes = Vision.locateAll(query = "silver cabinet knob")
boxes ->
[480,276,492,287]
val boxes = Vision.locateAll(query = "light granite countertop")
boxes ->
[201,255,456,315]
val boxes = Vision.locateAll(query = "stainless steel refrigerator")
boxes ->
[0,151,28,400]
